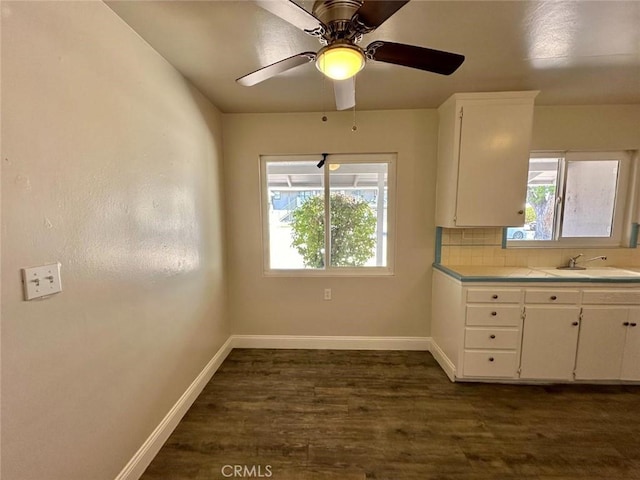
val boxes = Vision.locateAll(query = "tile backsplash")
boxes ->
[439,227,640,267]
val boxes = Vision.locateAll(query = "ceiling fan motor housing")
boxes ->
[313,0,363,42]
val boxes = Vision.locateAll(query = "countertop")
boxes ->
[434,264,640,283]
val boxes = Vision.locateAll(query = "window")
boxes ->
[507,151,632,247]
[261,153,396,274]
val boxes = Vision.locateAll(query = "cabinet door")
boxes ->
[455,103,532,226]
[520,306,580,380]
[621,308,640,381]
[574,307,628,380]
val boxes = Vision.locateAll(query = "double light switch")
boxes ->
[22,263,63,300]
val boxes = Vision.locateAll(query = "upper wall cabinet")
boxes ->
[435,91,539,227]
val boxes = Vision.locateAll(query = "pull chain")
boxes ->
[352,105,357,131]
[321,73,328,122]
[351,75,357,131]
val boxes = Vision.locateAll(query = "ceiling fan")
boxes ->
[236,0,465,110]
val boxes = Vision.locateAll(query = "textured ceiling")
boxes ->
[107,0,640,113]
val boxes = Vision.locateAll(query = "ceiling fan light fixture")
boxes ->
[316,44,365,80]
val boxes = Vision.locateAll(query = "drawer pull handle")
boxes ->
[631,323,638,327]
[492,295,499,299]
[572,321,579,326]
[518,210,524,215]
[624,322,630,326]
[491,311,497,316]
[550,295,557,300]
[489,334,496,339]
[488,357,495,362]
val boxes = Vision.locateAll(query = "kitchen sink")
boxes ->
[579,267,640,277]
[536,268,590,278]
[535,267,640,278]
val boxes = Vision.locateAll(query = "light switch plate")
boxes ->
[22,263,62,300]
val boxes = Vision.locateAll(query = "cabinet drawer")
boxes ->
[582,290,640,305]
[525,289,580,304]
[467,289,521,303]
[466,305,521,327]
[463,350,519,378]
[465,328,520,349]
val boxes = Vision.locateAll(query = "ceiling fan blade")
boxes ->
[255,0,325,34]
[353,0,410,32]
[236,52,316,86]
[366,41,464,75]
[334,77,355,111]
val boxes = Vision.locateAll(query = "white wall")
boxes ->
[532,104,640,227]
[532,105,640,150]
[223,110,436,337]
[223,105,640,338]
[1,2,228,479]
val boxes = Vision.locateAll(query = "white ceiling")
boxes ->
[106,0,640,113]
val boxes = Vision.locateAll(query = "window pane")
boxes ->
[561,160,619,238]
[266,161,324,269]
[329,162,387,267]
[509,156,560,241]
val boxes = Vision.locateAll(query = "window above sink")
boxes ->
[506,150,635,248]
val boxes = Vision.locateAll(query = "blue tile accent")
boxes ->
[434,227,443,264]
[432,263,640,284]
[630,222,639,248]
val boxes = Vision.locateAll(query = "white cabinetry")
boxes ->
[621,309,640,380]
[430,270,640,383]
[435,91,538,227]
[520,289,581,381]
[575,290,640,381]
[520,306,580,380]
[463,288,522,378]
[574,307,629,380]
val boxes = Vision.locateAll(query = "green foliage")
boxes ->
[527,185,556,240]
[290,193,377,268]
[525,205,536,224]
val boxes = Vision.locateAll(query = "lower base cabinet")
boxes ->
[621,309,640,380]
[575,307,640,381]
[520,306,580,380]
[431,270,640,383]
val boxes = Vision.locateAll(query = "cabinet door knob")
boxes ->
[491,311,497,316]
[550,295,557,300]
[518,210,524,214]
[488,357,495,362]
[572,321,579,326]
[624,322,630,326]
[631,323,638,327]
[492,294,499,299]
[489,334,496,339]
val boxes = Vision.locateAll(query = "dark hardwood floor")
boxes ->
[141,349,640,480]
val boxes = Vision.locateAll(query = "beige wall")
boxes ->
[223,110,436,337]
[532,105,640,151]
[1,2,228,479]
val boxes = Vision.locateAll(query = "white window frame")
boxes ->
[260,153,397,276]
[507,150,633,248]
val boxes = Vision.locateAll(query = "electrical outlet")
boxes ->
[22,263,62,300]
[324,288,332,300]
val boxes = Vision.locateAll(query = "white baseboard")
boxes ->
[429,339,456,382]
[114,336,234,480]
[116,334,431,480]
[231,335,431,351]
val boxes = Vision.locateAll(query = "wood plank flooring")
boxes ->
[140,349,640,480]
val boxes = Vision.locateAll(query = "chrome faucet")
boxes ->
[565,254,607,269]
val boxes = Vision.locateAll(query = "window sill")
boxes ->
[263,268,395,277]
